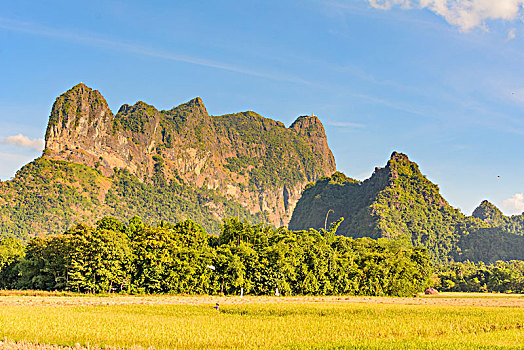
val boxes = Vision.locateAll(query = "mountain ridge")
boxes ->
[1,83,336,237]
[289,152,524,262]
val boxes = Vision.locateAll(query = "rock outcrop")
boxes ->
[43,83,336,227]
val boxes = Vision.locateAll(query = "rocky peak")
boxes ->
[388,151,410,164]
[472,200,505,224]
[67,82,96,96]
[117,101,159,118]
[45,83,113,154]
[188,96,207,112]
[290,114,324,137]
[41,83,338,228]
[385,152,421,176]
[288,114,335,175]
[168,97,208,121]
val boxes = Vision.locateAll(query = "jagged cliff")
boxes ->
[1,83,335,237]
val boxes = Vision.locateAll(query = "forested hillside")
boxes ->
[0,83,336,238]
[472,200,524,235]
[0,157,263,238]
[289,152,523,263]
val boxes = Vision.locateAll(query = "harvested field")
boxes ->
[0,292,522,308]
[0,293,523,349]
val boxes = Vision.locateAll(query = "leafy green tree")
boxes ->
[6,215,437,297]
[0,237,25,288]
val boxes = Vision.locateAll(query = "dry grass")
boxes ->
[0,339,88,350]
[0,339,152,350]
[0,293,523,349]
[0,291,522,308]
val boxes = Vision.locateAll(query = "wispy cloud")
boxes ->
[503,193,524,214]
[366,0,524,32]
[326,121,365,128]
[0,17,312,86]
[507,28,517,41]
[368,0,412,10]
[0,134,44,151]
[347,92,431,118]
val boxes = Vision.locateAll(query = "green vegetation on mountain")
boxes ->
[212,111,325,190]
[289,152,491,262]
[454,227,524,263]
[435,260,524,293]
[472,200,524,235]
[0,157,264,239]
[1,83,336,238]
[0,157,106,238]
[289,153,524,264]
[105,167,266,233]
[0,216,432,296]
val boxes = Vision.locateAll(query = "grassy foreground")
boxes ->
[0,296,523,349]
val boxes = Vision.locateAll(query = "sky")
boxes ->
[1,0,523,216]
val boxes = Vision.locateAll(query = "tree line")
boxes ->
[434,260,524,293]
[0,217,433,296]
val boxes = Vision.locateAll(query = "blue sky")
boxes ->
[1,0,523,215]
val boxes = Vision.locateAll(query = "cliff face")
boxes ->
[43,83,336,227]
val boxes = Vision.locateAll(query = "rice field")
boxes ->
[0,293,523,349]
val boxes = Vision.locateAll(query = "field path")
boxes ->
[0,292,523,308]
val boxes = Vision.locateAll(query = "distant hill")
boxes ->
[289,152,523,262]
[0,83,336,238]
[472,200,524,235]
[455,227,524,263]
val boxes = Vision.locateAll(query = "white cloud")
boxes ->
[368,0,412,10]
[503,193,524,214]
[507,27,517,40]
[0,134,44,151]
[367,0,524,31]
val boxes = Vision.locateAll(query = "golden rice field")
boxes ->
[0,293,523,349]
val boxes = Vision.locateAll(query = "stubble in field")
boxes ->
[0,294,522,349]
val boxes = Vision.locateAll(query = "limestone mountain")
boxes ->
[471,200,506,226]
[456,227,524,263]
[472,200,524,235]
[0,83,335,238]
[289,152,492,262]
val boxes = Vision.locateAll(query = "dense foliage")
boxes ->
[0,217,433,296]
[472,200,524,236]
[289,152,524,263]
[453,228,524,263]
[435,261,524,293]
[0,157,106,238]
[213,111,325,190]
[0,158,263,239]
